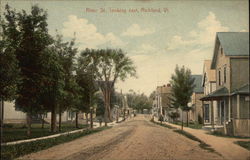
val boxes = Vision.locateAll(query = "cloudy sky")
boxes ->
[1,0,249,95]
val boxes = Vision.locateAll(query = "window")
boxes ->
[224,67,226,83]
[221,47,223,55]
[218,70,221,85]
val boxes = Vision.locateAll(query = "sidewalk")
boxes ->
[161,121,250,160]
[2,117,126,146]
[93,117,124,128]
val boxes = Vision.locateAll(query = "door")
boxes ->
[204,104,210,123]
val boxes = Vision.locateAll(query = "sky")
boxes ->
[1,0,249,96]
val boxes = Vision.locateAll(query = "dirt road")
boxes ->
[20,115,223,160]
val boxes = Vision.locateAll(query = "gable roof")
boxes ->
[211,32,249,69]
[203,60,216,84]
[191,75,204,93]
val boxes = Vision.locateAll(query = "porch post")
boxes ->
[228,97,231,121]
[211,100,214,130]
[202,101,204,125]
[237,94,240,119]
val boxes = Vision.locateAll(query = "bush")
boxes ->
[198,114,203,124]
[158,115,164,122]
[3,124,14,128]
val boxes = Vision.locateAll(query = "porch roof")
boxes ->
[231,84,249,95]
[200,87,229,101]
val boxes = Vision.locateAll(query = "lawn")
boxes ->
[173,121,203,129]
[2,123,88,143]
[1,126,111,160]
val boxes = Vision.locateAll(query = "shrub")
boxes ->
[198,114,203,124]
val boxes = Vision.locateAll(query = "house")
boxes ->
[189,75,204,123]
[201,60,218,125]
[154,84,172,120]
[201,32,249,137]
[3,101,26,124]
[2,101,88,124]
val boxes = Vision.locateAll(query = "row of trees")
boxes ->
[126,90,152,113]
[0,5,136,136]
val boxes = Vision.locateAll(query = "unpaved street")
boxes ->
[20,115,223,160]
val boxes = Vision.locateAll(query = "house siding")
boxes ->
[215,45,231,91]
[230,58,250,92]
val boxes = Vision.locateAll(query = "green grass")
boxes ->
[2,123,88,143]
[173,129,217,153]
[151,120,219,154]
[208,130,250,139]
[235,141,250,151]
[150,120,177,129]
[173,121,203,129]
[1,126,111,160]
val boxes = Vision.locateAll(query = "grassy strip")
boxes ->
[3,123,88,143]
[2,126,111,160]
[209,131,250,139]
[172,121,203,129]
[235,141,250,151]
[151,120,220,155]
[150,120,177,129]
[173,129,216,153]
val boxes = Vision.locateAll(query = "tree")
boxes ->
[126,91,152,113]
[76,56,99,129]
[170,65,195,130]
[52,34,78,131]
[80,49,136,126]
[0,14,20,127]
[2,5,54,135]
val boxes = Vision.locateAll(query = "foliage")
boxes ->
[0,15,20,102]
[158,115,164,122]
[198,114,203,124]
[79,48,136,123]
[1,126,111,160]
[126,90,152,112]
[168,112,180,122]
[170,65,195,111]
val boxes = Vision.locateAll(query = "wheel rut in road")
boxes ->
[65,126,136,160]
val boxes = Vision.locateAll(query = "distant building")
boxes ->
[189,75,204,123]
[201,60,218,125]
[3,101,89,124]
[201,32,249,137]
[154,84,172,120]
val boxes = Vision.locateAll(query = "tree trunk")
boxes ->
[90,109,93,129]
[186,111,189,127]
[42,114,45,129]
[116,109,119,123]
[59,111,62,131]
[0,99,4,127]
[181,110,184,130]
[107,90,112,121]
[104,90,108,126]
[26,112,32,136]
[75,112,79,128]
[85,113,89,125]
[51,106,57,132]
[123,109,126,121]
